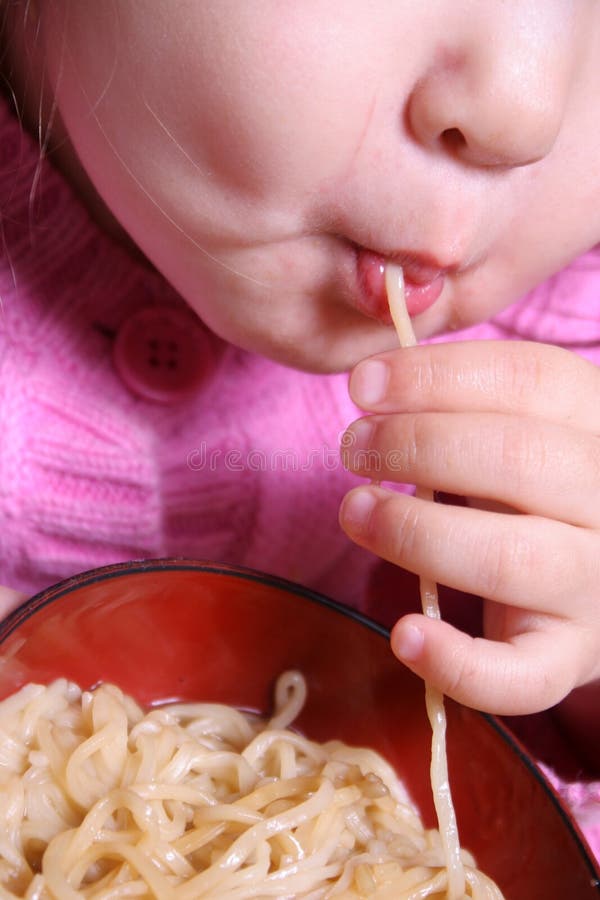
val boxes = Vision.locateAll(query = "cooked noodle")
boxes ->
[385,264,467,900]
[0,672,503,899]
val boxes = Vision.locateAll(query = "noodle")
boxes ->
[384,264,466,900]
[0,673,503,899]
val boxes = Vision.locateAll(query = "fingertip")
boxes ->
[339,485,381,540]
[390,617,425,664]
[349,358,390,408]
[392,614,483,707]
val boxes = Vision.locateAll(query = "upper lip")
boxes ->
[392,255,449,285]
[351,240,462,284]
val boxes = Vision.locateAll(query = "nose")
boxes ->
[407,31,567,169]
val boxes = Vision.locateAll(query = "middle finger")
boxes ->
[342,412,600,528]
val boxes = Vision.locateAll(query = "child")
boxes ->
[1,0,599,860]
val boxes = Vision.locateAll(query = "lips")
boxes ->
[355,249,445,325]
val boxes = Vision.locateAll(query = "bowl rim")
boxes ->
[1,556,599,887]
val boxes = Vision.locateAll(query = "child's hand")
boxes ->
[339,340,600,716]
[0,586,25,621]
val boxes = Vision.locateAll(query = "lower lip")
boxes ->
[356,250,445,325]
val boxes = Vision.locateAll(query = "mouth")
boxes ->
[353,247,446,325]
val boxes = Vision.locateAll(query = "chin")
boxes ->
[259,330,401,375]
[242,337,356,375]
[196,295,401,374]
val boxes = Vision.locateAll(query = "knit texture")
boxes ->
[0,97,373,606]
[1,94,599,867]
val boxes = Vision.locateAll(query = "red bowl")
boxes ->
[0,559,598,898]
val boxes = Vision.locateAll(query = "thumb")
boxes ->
[0,586,26,621]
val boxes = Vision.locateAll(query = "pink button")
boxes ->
[113,307,216,403]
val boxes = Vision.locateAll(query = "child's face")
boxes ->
[37,1,600,371]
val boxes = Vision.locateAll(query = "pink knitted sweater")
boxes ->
[1,96,599,866]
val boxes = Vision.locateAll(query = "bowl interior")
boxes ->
[0,560,598,899]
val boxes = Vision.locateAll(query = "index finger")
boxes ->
[349,340,600,432]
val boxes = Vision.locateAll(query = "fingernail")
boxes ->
[341,419,373,471]
[340,488,377,536]
[350,359,389,407]
[342,418,374,456]
[392,623,424,662]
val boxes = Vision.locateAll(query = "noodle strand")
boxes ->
[385,263,466,900]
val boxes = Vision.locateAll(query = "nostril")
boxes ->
[440,127,466,154]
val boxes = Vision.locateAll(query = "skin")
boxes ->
[340,344,600,715]
[1,1,600,734]
[0,587,25,621]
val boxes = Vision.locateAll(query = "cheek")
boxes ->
[42,2,376,223]
[148,8,378,204]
